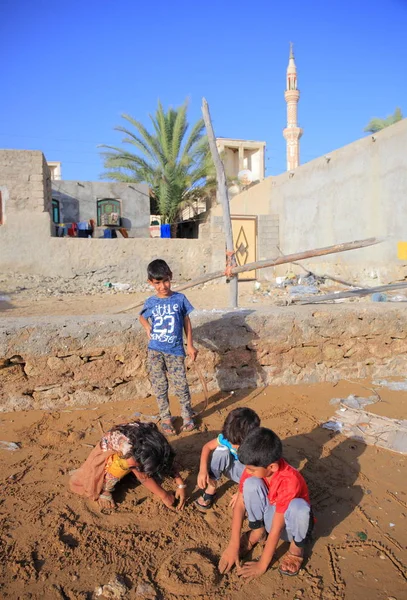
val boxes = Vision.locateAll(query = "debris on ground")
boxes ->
[373,379,407,391]
[135,581,157,598]
[322,420,343,432]
[289,284,319,296]
[94,576,128,599]
[323,405,407,454]
[329,394,378,409]
[0,441,20,451]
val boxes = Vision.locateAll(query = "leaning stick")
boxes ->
[116,237,382,314]
[292,281,407,304]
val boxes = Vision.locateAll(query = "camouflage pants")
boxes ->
[147,350,193,421]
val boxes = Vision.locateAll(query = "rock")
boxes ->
[67,430,85,443]
[135,581,157,598]
[47,357,65,371]
[94,576,128,599]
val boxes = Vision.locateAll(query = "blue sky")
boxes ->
[0,0,406,180]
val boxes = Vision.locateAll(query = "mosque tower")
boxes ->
[283,43,303,170]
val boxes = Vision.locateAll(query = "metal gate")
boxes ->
[231,216,257,280]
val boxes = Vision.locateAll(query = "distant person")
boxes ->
[195,407,260,511]
[139,259,198,434]
[219,427,313,578]
[69,421,187,510]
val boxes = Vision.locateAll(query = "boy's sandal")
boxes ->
[195,491,216,512]
[278,552,304,577]
[181,420,196,432]
[161,421,176,435]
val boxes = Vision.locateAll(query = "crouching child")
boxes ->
[69,422,187,510]
[219,427,313,578]
[195,407,260,511]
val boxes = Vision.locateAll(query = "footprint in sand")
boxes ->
[157,549,218,596]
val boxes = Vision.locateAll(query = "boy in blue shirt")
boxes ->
[139,259,197,435]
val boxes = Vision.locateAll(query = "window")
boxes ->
[97,198,121,226]
[52,199,60,224]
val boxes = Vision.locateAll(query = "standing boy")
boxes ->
[219,427,313,578]
[139,259,197,434]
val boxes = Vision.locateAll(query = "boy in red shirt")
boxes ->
[219,427,313,578]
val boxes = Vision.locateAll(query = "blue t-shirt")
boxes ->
[140,292,194,357]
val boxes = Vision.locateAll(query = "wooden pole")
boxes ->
[202,98,238,308]
[116,236,382,313]
[292,281,407,304]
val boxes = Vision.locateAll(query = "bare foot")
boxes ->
[98,492,116,509]
[239,528,266,556]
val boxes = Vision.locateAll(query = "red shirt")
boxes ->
[239,459,310,514]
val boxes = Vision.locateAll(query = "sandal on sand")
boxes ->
[98,492,115,508]
[181,419,196,432]
[278,552,304,576]
[195,491,216,512]
[161,421,176,435]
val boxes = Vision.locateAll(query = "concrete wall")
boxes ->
[0,150,225,282]
[51,180,150,237]
[0,234,225,280]
[270,118,407,282]
[211,119,407,283]
[1,304,406,411]
[0,150,52,263]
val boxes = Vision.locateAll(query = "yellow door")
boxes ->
[231,217,257,280]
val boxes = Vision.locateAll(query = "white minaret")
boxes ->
[283,43,303,170]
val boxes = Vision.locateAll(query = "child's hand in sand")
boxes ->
[229,492,238,509]
[162,492,176,509]
[238,559,267,579]
[175,486,186,510]
[197,470,210,490]
[218,544,240,574]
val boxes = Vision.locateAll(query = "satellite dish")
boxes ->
[237,169,253,186]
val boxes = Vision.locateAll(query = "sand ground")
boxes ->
[0,280,373,318]
[0,379,405,599]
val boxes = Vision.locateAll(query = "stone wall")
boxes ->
[1,305,405,412]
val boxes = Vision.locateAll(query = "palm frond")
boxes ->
[99,98,215,228]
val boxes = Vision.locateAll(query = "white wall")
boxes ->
[269,119,407,281]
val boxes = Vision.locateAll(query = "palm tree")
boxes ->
[99,100,215,231]
[364,107,403,134]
